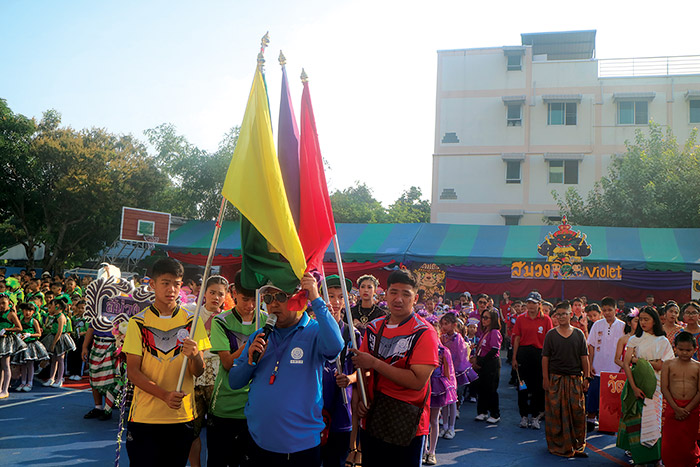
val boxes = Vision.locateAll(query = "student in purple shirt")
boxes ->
[471,309,503,424]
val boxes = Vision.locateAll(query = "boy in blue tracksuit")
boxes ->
[229,272,343,466]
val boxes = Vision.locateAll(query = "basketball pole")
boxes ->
[176,197,227,392]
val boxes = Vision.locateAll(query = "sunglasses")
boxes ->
[262,292,289,304]
[477,300,488,305]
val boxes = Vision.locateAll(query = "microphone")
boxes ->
[251,313,277,365]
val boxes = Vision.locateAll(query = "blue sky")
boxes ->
[2,0,698,205]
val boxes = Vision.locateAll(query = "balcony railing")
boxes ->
[598,55,700,78]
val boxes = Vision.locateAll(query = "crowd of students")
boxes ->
[2,263,700,466]
[0,268,91,399]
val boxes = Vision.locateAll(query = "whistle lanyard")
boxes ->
[268,326,302,385]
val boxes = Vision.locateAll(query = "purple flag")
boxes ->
[278,65,300,228]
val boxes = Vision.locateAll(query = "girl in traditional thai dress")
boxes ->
[424,315,457,466]
[189,275,226,467]
[617,307,673,465]
[660,301,683,353]
[614,308,639,371]
[440,312,477,432]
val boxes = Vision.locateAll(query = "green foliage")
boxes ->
[329,183,431,224]
[553,123,700,227]
[386,186,431,223]
[145,123,240,221]
[0,102,166,270]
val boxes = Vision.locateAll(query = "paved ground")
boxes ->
[0,361,631,466]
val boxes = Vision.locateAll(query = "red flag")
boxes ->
[298,77,336,272]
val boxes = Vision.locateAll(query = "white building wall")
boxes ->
[432,41,700,226]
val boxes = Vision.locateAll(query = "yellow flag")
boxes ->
[222,67,306,281]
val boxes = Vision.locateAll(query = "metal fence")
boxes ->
[598,55,700,78]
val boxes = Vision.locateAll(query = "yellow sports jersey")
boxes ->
[123,305,211,424]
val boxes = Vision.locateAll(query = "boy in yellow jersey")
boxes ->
[123,258,211,467]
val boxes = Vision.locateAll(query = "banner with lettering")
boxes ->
[510,216,621,280]
[598,371,627,433]
[511,261,622,280]
[693,271,700,300]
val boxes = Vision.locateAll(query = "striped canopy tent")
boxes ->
[405,224,700,272]
[404,224,700,303]
[161,221,700,302]
[162,221,421,283]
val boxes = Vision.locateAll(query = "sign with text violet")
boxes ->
[510,217,621,281]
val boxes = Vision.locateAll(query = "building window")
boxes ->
[506,161,521,183]
[504,215,521,225]
[507,104,522,126]
[691,100,700,124]
[507,55,522,71]
[547,216,562,223]
[440,188,457,200]
[548,102,577,125]
[618,101,648,125]
[549,160,578,184]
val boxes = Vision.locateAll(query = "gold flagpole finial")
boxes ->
[257,32,270,71]
[300,68,309,83]
[279,51,286,67]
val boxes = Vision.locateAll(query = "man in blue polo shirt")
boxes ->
[229,272,344,466]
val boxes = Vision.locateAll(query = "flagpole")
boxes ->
[332,234,367,407]
[176,197,227,392]
[255,288,261,331]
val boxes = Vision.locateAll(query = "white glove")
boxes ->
[23,333,31,340]
[0,329,6,336]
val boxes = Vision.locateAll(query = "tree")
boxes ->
[0,103,167,270]
[553,123,700,227]
[0,99,40,266]
[386,186,431,223]
[330,182,386,223]
[144,123,240,220]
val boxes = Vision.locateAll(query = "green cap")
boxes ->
[323,274,353,292]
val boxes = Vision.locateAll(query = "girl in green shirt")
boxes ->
[13,302,48,391]
[40,297,76,388]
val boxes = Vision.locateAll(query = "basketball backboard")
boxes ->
[120,207,171,245]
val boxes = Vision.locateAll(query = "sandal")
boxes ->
[345,448,357,467]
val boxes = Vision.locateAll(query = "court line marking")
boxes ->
[0,388,89,409]
[587,441,628,466]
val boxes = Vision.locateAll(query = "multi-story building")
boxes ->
[431,30,700,225]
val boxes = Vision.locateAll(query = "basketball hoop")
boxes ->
[143,235,159,244]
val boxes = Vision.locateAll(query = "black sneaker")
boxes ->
[84,408,104,419]
[98,410,113,421]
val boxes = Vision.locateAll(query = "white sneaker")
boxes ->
[16,384,26,391]
[531,417,541,430]
[42,379,54,387]
[70,375,81,381]
[50,380,63,388]
[443,429,455,440]
[486,416,500,424]
[474,413,488,421]
[438,427,446,437]
[519,416,529,428]
[23,385,32,392]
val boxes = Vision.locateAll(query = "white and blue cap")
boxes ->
[526,291,542,303]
